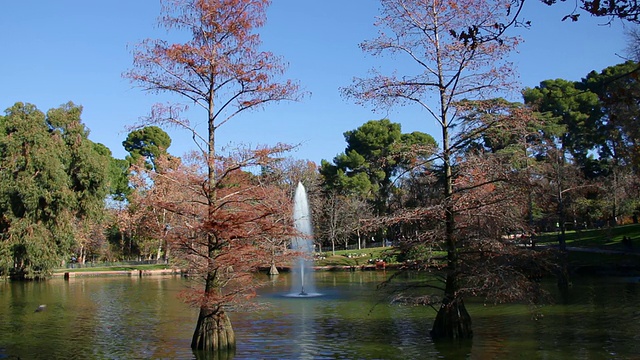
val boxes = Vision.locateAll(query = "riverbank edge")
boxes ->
[50,264,640,278]
[51,246,640,278]
[51,264,402,278]
[51,268,183,278]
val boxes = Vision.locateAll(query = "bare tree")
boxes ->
[316,190,372,254]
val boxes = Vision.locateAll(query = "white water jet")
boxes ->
[287,182,320,297]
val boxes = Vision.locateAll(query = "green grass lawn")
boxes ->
[535,223,640,250]
[534,224,640,271]
[313,247,394,267]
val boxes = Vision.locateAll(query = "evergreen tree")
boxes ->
[0,102,109,279]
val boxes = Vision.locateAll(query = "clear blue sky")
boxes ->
[0,0,632,164]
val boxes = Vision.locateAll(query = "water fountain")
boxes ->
[287,182,321,297]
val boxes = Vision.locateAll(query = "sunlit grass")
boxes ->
[314,247,392,267]
[536,223,640,250]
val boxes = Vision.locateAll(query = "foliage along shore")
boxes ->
[49,224,640,278]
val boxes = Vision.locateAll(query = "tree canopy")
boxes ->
[523,61,640,240]
[524,61,640,175]
[122,125,172,171]
[0,102,110,279]
[320,119,436,216]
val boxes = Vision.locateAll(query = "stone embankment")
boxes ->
[52,268,183,278]
[55,263,396,278]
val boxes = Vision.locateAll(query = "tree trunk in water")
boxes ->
[269,263,279,275]
[431,294,472,339]
[191,309,235,352]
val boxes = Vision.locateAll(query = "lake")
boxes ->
[1,271,639,359]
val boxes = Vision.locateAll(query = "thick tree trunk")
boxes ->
[431,292,473,339]
[269,263,279,275]
[191,309,235,352]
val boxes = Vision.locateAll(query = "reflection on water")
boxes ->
[0,272,639,359]
[0,276,196,359]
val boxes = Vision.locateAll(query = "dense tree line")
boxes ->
[523,61,640,240]
[320,60,640,247]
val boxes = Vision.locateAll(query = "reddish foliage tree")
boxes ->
[121,157,182,261]
[125,0,301,352]
[377,100,557,339]
[345,0,558,337]
[129,147,296,351]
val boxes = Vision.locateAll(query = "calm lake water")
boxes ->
[0,271,639,359]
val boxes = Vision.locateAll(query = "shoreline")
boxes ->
[52,264,397,278]
[52,268,184,278]
[51,251,640,279]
